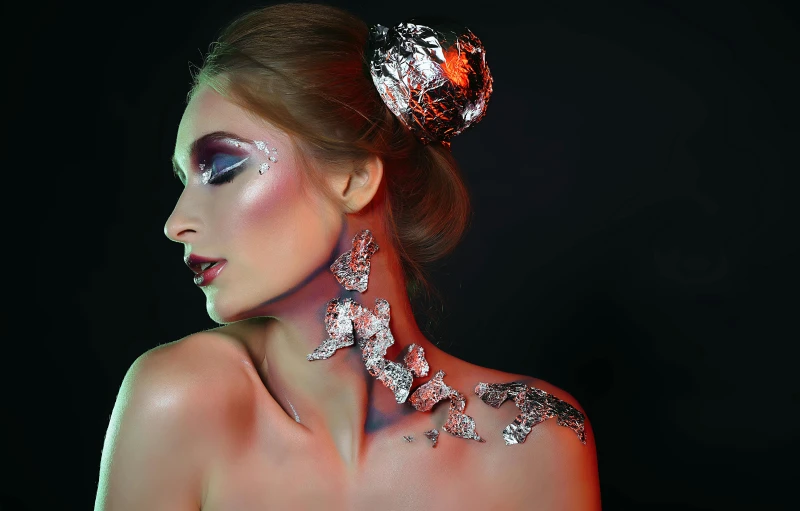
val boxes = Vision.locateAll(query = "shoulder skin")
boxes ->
[94,332,256,511]
[495,375,602,510]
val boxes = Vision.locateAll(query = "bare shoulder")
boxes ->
[94,331,257,510]
[449,360,602,510]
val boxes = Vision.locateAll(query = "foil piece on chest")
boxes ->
[475,382,586,445]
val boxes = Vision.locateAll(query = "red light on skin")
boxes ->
[442,46,470,89]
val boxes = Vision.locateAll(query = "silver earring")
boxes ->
[330,229,379,292]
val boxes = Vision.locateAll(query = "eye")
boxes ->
[201,154,250,185]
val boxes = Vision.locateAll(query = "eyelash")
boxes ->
[203,154,250,185]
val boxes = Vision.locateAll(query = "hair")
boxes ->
[191,2,471,309]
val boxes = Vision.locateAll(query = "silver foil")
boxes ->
[368,21,493,146]
[330,230,379,292]
[307,297,412,403]
[403,434,414,442]
[409,370,483,442]
[403,343,429,377]
[475,383,586,445]
[424,428,439,447]
[306,299,357,361]
[474,381,528,408]
[408,370,452,412]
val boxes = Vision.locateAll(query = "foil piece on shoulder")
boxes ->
[443,396,484,442]
[409,370,452,412]
[409,371,484,442]
[403,434,415,442]
[403,343,429,377]
[476,382,586,445]
[330,229,379,292]
[367,21,493,146]
[474,381,528,408]
[423,428,439,447]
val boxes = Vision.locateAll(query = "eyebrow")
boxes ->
[170,131,252,183]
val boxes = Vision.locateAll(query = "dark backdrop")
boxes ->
[4,0,798,510]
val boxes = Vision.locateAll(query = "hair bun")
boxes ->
[367,20,493,147]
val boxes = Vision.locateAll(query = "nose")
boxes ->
[164,190,202,243]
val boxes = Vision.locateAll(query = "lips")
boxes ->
[185,254,227,286]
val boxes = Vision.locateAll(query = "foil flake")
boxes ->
[474,381,527,408]
[307,297,411,403]
[403,434,414,442]
[403,343,429,377]
[409,370,483,442]
[408,370,452,412]
[367,21,493,146]
[330,230,379,292]
[475,382,586,445]
[424,428,439,447]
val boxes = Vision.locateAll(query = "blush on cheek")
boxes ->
[223,167,338,298]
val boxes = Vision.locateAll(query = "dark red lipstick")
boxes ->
[185,254,227,286]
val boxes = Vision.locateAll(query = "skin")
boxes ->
[94,85,602,510]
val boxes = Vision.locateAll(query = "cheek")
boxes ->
[221,170,339,283]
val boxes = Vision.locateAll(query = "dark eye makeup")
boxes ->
[171,131,255,187]
[201,153,250,185]
[193,133,256,186]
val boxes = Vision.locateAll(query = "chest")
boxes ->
[200,422,522,511]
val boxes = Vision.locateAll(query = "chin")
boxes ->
[203,292,273,325]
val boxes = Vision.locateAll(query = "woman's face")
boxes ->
[165,85,343,323]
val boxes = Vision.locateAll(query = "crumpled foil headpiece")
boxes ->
[367,20,493,146]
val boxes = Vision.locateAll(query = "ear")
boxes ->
[333,155,384,213]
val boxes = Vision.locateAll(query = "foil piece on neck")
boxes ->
[330,229,380,292]
[307,297,412,403]
[475,382,586,445]
[403,343,430,377]
[306,299,357,361]
[377,360,413,403]
[424,428,439,447]
[403,434,414,442]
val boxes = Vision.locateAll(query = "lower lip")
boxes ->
[194,260,227,286]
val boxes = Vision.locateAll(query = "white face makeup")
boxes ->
[165,85,343,323]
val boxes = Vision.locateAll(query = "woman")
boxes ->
[95,3,600,509]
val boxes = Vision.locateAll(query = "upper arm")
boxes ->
[94,335,255,511]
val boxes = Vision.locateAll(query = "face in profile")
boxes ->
[165,85,343,323]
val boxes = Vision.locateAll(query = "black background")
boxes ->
[3,0,798,510]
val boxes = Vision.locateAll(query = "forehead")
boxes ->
[174,85,286,160]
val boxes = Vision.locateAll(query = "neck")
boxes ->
[235,218,449,471]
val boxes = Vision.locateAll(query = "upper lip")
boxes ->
[185,254,224,274]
